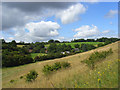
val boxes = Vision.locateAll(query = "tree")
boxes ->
[48,39,54,43]
[10,40,17,47]
[74,44,80,48]
[54,40,60,43]
[2,39,5,43]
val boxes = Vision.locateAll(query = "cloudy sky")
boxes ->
[1,2,118,42]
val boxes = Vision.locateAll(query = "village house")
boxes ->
[74,48,80,52]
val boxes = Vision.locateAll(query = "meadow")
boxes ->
[2,41,118,88]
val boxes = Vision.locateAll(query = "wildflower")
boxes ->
[103,72,104,74]
[98,79,100,82]
[98,72,100,74]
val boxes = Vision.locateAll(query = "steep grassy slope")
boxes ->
[2,41,118,88]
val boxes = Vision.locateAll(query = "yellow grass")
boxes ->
[2,41,118,88]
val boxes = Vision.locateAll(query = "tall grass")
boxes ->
[82,48,113,69]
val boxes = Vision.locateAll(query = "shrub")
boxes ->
[98,43,105,47]
[42,61,71,75]
[20,76,23,79]
[26,70,38,82]
[10,80,15,83]
[52,62,61,70]
[42,65,53,74]
[61,62,71,68]
[82,48,113,70]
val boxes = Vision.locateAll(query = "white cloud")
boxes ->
[25,21,60,37]
[3,21,60,42]
[57,37,65,40]
[104,10,117,18]
[74,24,100,38]
[88,0,99,4]
[102,30,110,34]
[56,3,86,24]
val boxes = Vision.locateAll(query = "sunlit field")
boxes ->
[2,41,118,88]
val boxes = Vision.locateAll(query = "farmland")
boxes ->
[17,42,104,48]
[2,41,118,88]
[45,42,104,48]
[31,53,47,59]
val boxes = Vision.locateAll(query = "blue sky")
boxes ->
[1,2,118,42]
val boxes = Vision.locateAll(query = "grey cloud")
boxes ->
[2,2,76,30]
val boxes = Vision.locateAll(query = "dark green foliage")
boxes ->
[74,44,80,48]
[10,80,15,83]
[20,76,23,79]
[34,53,68,62]
[81,44,96,52]
[61,62,71,68]
[2,42,33,67]
[42,65,54,74]
[26,70,38,82]
[2,50,33,67]
[98,43,105,47]
[48,43,72,53]
[42,62,71,75]
[82,48,113,70]
[48,39,54,43]
[52,62,61,70]
[104,40,112,45]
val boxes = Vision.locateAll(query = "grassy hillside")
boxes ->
[2,41,118,88]
[45,42,104,48]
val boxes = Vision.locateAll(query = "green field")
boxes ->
[17,45,25,48]
[31,53,47,59]
[17,42,104,48]
[45,42,104,48]
[2,41,118,88]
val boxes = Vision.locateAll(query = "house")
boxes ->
[61,52,65,54]
[45,49,48,53]
[74,48,80,52]
[29,49,33,53]
[45,47,48,53]
[65,51,70,54]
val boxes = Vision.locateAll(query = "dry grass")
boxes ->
[2,41,119,88]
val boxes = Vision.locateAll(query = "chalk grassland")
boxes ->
[45,42,104,48]
[2,42,118,88]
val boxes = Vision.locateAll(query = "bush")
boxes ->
[20,76,23,79]
[61,62,71,68]
[10,80,15,83]
[98,43,105,47]
[52,62,61,70]
[42,65,53,74]
[26,70,38,82]
[42,61,71,75]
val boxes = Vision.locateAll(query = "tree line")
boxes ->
[1,37,119,67]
